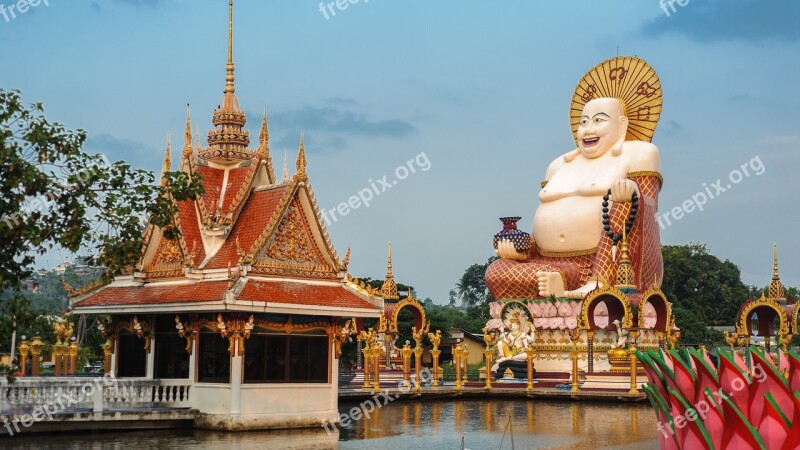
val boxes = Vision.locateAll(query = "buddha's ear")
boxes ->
[618,116,629,139]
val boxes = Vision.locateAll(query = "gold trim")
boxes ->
[628,171,663,186]
[537,247,597,258]
[570,56,662,144]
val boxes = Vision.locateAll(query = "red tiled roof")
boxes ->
[238,280,379,310]
[197,165,225,214]
[73,281,229,307]
[177,199,205,262]
[205,186,290,269]
[221,166,253,212]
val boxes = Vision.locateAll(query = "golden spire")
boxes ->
[381,241,399,300]
[282,150,289,181]
[201,0,251,162]
[295,133,307,177]
[256,109,270,158]
[259,108,269,144]
[163,133,172,172]
[183,104,193,157]
[161,133,172,184]
[225,0,235,95]
[768,243,785,299]
[615,226,636,292]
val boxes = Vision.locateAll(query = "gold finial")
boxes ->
[256,109,270,160]
[342,246,351,268]
[615,226,636,292]
[381,241,399,300]
[296,133,307,176]
[162,132,172,176]
[183,104,193,156]
[768,242,785,299]
[225,0,235,95]
[282,150,289,181]
[260,108,269,144]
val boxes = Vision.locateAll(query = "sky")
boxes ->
[1,0,798,304]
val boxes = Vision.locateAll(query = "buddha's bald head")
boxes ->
[576,98,629,158]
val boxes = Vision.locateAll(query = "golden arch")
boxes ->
[794,303,800,335]
[389,297,427,334]
[501,299,533,320]
[579,285,633,330]
[736,294,790,338]
[638,286,671,332]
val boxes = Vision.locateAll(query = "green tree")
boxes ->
[661,243,749,327]
[455,256,496,307]
[0,89,203,293]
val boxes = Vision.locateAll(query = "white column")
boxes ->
[110,338,119,376]
[230,338,242,414]
[188,336,197,383]
[330,339,338,414]
[146,335,156,379]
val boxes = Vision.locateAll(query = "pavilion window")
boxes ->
[198,332,231,383]
[117,330,147,378]
[244,333,328,383]
[154,315,190,379]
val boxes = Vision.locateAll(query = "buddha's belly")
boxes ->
[533,196,603,253]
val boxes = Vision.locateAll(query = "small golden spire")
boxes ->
[256,108,270,160]
[381,241,399,300]
[342,246,351,268]
[282,150,289,181]
[183,104,193,156]
[225,0,235,95]
[162,132,172,174]
[615,226,636,292]
[296,133,307,176]
[768,242,785,299]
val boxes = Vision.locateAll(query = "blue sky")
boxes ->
[1,0,798,303]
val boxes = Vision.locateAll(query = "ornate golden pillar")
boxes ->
[18,338,29,377]
[483,347,494,391]
[525,345,534,393]
[102,339,114,376]
[462,344,469,384]
[570,330,580,392]
[69,340,79,375]
[628,345,639,395]
[428,330,442,387]
[30,336,43,377]
[53,344,62,377]
[362,341,372,389]
[571,349,580,392]
[454,343,463,391]
[586,330,595,373]
[413,346,423,392]
[400,341,412,386]
[372,345,381,393]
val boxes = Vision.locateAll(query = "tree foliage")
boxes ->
[0,89,203,293]
[661,243,749,327]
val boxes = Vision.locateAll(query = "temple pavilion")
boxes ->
[70,1,383,430]
[726,244,796,351]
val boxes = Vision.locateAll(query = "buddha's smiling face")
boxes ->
[576,98,628,158]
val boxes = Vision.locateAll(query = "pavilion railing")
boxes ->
[0,377,192,414]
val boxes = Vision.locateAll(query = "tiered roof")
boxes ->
[72,1,381,317]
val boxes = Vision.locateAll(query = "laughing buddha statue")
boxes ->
[486,57,665,300]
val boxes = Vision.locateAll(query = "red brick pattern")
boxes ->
[221,166,253,213]
[196,165,225,214]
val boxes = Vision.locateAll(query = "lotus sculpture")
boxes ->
[637,346,800,450]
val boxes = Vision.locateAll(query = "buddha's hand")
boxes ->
[609,179,640,203]
[495,238,532,260]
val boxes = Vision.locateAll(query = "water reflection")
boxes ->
[2,399,658,450]
[337,399,658,450]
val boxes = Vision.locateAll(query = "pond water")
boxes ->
[2,399,659,449]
